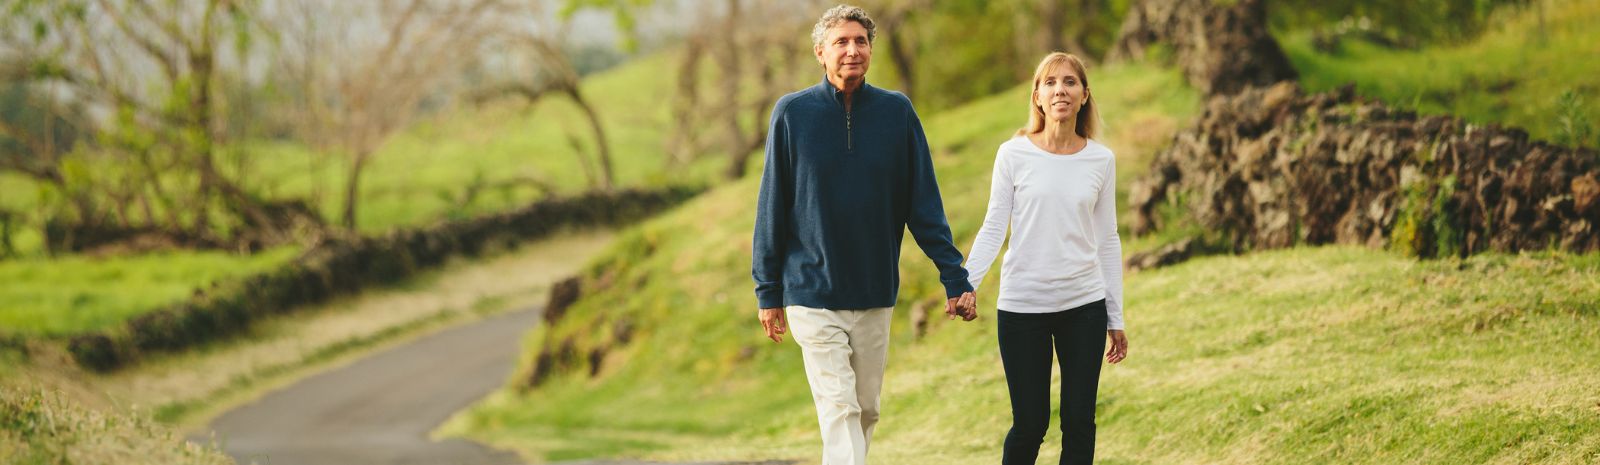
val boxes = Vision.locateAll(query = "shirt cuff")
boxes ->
[942,279,974,299]
[755,287,784,309]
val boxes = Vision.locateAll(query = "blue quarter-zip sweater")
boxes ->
[752,77,972,310]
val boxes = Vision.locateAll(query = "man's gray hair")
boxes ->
[810,5,877,47]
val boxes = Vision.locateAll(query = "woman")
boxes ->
[962,52,1129,465]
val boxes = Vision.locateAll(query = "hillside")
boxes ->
[444,59,1207,462]
[447,3,1600,463]
[1281,0,1600,147]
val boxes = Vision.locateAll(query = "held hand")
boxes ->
[958,291,978,321]
[759,307,787,343]
[945,292,978,321]
[1106,329,1128,364]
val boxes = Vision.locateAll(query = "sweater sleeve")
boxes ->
[964,146,1013,291]
[751,100,790,309]
[904,103,973,298]
[1096,154,1126,330]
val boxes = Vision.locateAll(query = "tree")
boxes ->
[0,81,82,195]
[665,0,804,179]
[270,0,504,230]
[0,0,316,250]
[476,0,619,191]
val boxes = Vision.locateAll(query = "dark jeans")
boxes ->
[998,300,1107,465]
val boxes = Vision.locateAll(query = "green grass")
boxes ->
[442,59,1210,462]
[454,236,1600,464]
[1282,0,1600,147]
[0,246,300,337]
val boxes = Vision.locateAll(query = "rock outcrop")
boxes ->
[1128,82,1600,258]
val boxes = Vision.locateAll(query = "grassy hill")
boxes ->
[446,3,1600,463]
[1281,0,1600,147]
[442,59,1208,461]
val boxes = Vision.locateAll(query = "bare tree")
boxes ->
[662,34,706,166]
[667,0,804,179]
[272,0,504,230]
[471,0,617,192]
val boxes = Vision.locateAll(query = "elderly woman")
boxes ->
[962,52,1130,465]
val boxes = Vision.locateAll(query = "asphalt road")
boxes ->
[207,307,539,465]
[203,307,798,465]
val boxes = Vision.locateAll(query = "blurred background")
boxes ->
[1,0,1596,464]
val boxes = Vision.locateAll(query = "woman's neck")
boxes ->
[1031,119,1084,155]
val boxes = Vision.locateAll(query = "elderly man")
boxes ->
[752,4,977,464]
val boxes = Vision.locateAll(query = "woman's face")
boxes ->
[1034,64,1087,125]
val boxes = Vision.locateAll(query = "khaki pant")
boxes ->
[786,305,894,465]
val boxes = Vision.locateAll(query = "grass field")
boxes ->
[450,244,1600,464]
[0,246,299,337]
[1281,0,1600,148]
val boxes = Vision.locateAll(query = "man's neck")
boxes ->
[828,75,863,99]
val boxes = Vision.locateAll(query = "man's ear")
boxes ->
[814,44,825,66]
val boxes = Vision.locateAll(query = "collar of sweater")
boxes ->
[815,75,877,106]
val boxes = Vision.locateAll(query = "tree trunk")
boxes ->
[341,151,369,230]
[0,209,13,258]
[718,0,748,180]
[666,37,706,165]
[887,32,917,102]
[566,87,614,191]
[1108,0,1295,96]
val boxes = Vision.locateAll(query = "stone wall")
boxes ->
[1128,82,1599,259]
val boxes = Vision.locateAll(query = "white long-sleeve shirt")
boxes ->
[963,136,1125,329]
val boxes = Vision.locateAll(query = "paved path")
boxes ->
[204,306,798,465]
[207,308,539,465]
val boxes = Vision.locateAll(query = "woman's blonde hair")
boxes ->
[1017,52,1099,139]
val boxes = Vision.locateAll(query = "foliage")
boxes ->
[1557,89,1594,148]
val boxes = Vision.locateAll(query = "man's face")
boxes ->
[814,20,871,85]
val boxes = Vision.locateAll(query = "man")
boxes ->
[752,5,977,464]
